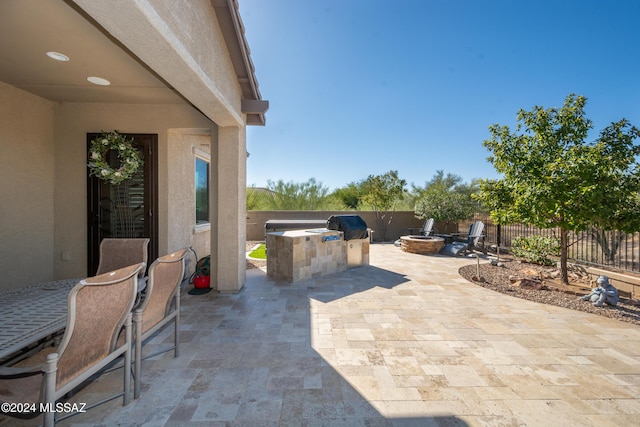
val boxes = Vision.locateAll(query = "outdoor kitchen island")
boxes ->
[266,226,369,283]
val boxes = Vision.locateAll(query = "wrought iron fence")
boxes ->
[464,212,640,274]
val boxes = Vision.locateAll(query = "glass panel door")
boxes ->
[87,133,158,276]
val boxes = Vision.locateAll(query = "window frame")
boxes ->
[194,148,210,230]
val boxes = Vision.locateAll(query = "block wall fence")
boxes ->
[246,211,459,242]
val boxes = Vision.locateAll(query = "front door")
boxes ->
[87,133,158,276]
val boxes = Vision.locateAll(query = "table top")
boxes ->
[0,278,80,362]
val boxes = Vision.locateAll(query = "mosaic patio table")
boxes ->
[0,278,79,362]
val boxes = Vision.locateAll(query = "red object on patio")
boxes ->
[193,276,210,289]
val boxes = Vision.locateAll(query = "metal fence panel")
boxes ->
[474,211,640,274]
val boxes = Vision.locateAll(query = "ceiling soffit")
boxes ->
[0,0,267,126]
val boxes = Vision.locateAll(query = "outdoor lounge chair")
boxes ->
[0,263,144,427]
[408,218,435,236]
[440,220,485,256]
[133,248,187,399]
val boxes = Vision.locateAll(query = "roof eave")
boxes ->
[212,0,268,126]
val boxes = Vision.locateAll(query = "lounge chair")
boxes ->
[0,263,144,427]
[133,248,187,399]
[408,218,435,236]
[440,221,485,256]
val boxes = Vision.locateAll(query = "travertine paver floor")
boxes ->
[2,244,640,426]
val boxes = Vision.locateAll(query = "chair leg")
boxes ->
[175,294,181,358]
[43,353,59,427]
[133,311,142,400]
[174,317,180,358]
[123,315,132,406]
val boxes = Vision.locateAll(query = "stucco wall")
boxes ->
[0,83,55,291]
[214,126,247,292]
[1,2,252,293]
[53,102,215,280]
[146,0,242,113]
[167,129,213,265]
[246,211,460,242]
[73,0,245,127]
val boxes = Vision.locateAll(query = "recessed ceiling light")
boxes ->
[46,51,70,62]
[87,76,111,86]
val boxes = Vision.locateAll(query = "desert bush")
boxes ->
[511,235,560,265]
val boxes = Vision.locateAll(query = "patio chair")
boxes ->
[96,238,150,279]
[97,238,150,299]
[133,248,187,399]
[0,263,144,427]
[440,221,485,256]
[408,218,435,236]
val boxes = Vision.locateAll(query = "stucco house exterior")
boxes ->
[0,0,268,293]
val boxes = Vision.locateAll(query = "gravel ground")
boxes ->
[459,257,640,326]
[245,241,640,326]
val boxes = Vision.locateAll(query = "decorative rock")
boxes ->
[541,269,560,279]
[516,279,544,290]
[521,268,540,277]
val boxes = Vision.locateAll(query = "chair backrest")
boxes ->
[55,263,143,388]
[96,238,150,277]
[137,248,187,335]
[467,221,485,246]
[422,218,435,235]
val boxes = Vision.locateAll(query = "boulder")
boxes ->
[515,278,545,290]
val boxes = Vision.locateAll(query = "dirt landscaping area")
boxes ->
[459,256,640,326]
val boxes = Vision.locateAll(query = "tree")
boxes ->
[413,171,477,231]
[262,178,331,210]
[331,182,364,209]
[476,94,640,284]
[411,171,468,198]
[360,170,406,241]
[246,186,269,210]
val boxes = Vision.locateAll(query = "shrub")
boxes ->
[511,236,560,265]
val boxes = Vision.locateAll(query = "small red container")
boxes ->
[193,276,210,289]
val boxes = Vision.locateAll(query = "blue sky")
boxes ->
[240,0,640,191]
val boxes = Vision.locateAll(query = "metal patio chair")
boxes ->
[96,238,150,297]
[0,263,144,426]
[96,238,150,279]
[133,248,187,399]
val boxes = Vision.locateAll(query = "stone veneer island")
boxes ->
[266,229,369,282]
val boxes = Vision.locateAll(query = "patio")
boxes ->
[3,243,640,426]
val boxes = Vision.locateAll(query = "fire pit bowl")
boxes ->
[400,235,445,254]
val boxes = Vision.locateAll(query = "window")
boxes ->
[195,157,209,224]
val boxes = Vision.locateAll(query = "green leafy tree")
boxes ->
[360,170,406,241]
[476,94,640,284]
[261,178,331,210]
[413,171,477,231]
[411,171,466,199]
[331,182,364,209]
